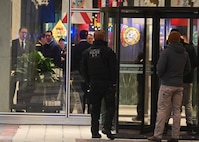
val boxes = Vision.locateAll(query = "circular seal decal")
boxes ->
[123,27,140,45]
[72,0,85,8]
[192,31,198,46]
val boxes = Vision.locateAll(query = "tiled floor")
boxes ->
[0,124,199,142]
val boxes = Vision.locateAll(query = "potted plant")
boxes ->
[14,51,59,107]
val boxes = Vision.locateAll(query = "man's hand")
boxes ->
[108,84,116,97]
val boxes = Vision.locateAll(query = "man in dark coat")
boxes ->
[164,29,197,134]
[80,30,117,140]
[148,31,191,142]
[71,30,92,114]
[42,30,61,68]
[35,33,46,52]
[71,30,91,72]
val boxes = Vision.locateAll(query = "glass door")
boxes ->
[100,7,199,139]
[117,15,162,137]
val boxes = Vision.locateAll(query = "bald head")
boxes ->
[94,30,105,41]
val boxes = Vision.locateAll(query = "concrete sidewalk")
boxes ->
[0,124,198,142]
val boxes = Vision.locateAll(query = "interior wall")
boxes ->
[11,0,21,40]
[0,0,12,111]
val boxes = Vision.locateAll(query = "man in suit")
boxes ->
[11,27,33,70]
[10,27,34,109]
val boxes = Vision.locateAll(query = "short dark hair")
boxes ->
[37,33,45,40]
[171,28,181,34]
[19,27,27,32]
[45,30,53,35]
[80,30,88,39]
[168,31,181,43]
[59,38,65,42]
[94,30,105,41]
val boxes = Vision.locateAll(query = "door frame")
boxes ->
[100,6,199,139]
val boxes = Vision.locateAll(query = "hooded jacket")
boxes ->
[157,43,191,87]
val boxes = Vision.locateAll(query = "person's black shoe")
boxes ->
[187,123,194,134]
[92,133,101,138]
[102,129,115,140]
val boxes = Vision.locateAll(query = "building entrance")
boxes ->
[100,7,199,140]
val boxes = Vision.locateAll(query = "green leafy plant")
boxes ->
[15,51,59,86]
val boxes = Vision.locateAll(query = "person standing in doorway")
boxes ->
[147,31,191,142]
[80,30,117,140]
[133,51,144,121]
[164,29,197,134]
[176,30,197,131]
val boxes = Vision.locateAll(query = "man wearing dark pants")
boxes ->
[80,30,117,140]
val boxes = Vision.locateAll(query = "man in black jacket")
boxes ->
[180,34,197,130]
[35,33,46,52]
[71,30,91,113]
[164,29,197,134]
[71,30,91,72]
[80,30,117,140]
[42,30,61,68]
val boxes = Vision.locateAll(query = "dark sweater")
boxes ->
[157,43,191,87]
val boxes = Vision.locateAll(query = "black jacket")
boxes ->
[80,40,117,85]
[11,38,33,70]
[71,40,91,71]
[183,42,197,83]
[41,40,61,67]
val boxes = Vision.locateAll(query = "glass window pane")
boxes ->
[70,11,100,115]
[9,0,66,114]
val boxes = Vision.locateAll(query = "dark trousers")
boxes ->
[81,82,91,114]
[90,82,115,134]
[137,80,144,118]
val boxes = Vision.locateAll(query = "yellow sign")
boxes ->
[52,20,67,42]
[72,0,85,8]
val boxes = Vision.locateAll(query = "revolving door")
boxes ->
[100,7,199,140]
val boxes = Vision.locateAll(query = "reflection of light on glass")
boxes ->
[108,26,112,32]
[23,33,27,39]
[70,27,74,35]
